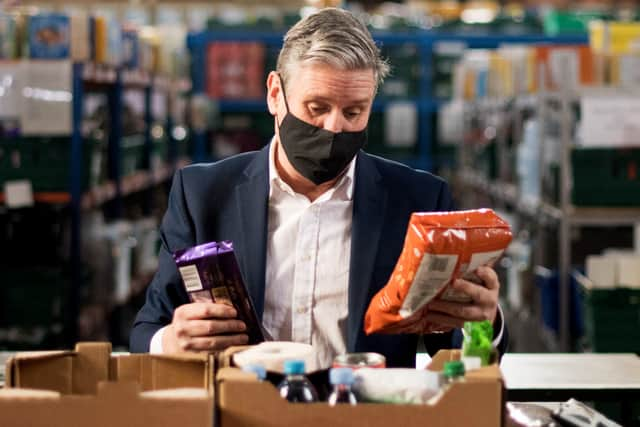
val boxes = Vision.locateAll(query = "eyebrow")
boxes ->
[304,95,372,106]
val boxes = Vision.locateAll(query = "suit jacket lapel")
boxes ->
[233,145,270,318]
[347,152,387,352]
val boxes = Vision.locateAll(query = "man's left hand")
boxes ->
[423,266,500,330]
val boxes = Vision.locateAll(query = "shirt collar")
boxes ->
[268,138,356,201]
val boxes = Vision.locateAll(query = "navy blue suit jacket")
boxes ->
[130,145,507,367]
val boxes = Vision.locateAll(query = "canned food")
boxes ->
[333,353,386,369]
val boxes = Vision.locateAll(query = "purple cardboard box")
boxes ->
[173,241,264,344]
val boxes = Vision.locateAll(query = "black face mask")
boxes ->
[276,76,368,185]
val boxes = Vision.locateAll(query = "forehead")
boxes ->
[287,63,376,103]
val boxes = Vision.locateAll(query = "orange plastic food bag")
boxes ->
[364,209,512,335]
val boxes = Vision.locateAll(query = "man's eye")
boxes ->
[309,105,327,115]
[345,110,361,119]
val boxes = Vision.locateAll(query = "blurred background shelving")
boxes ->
[0,1,639,368]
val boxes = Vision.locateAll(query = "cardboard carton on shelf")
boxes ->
[0,342,215,427]
[216,347,504,427]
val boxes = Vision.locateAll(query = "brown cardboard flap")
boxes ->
[72,343,111,394]
[13,351,71,360]
[95,380,142,400]
[428,350,503,383]
[11,355,74,393]
[151,357,209,390]
[109,353,214,392]
[217,367,260,383]
[466,364,502,381]
[110,354,144,383]
[7,343,213,396]
[218,346,252,368]
[152,352,211,362]
[0,380,214,427]
[427,349,461,371]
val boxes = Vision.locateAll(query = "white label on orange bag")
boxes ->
[463,249,505,282]
[441,249,505,301]
[399,253,458,318]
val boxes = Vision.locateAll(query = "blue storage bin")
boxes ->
[535,269,585,338]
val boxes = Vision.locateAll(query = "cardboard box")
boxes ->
[216,348,504,427]
[0,342,215,427]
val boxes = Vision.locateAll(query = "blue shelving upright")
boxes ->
[66,63,170,346]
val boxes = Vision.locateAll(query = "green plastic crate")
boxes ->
[581,286,640,353]
[152,136,169,164]
[0,137,103,192]
[543,10,609,36]
[120,135,146,177]
[0,268,68,327]
[379,43,420,99]
[572,148,640,206]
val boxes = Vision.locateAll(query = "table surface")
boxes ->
[501,353,640,390]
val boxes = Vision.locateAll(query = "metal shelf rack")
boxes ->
[186,29,587,171]
[0,61,190,347]
[456,87,640,351]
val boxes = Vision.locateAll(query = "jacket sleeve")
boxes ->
[129,170,195,352]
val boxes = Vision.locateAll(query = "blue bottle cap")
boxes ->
[241,364,266,380]
[283,359,306,375]
[329,367,354,386]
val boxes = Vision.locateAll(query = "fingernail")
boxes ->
[238,322,246,331]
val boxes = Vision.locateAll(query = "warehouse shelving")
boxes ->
[187,29,587,171]
[0,60,190,348]
[455,77,640,351]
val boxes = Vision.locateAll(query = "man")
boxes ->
[130,8,507,368]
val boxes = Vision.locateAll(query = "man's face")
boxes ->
[267,63,376,135]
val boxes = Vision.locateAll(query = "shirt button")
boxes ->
[296,307,309,314]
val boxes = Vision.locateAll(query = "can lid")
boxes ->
[443,360,465,378]
[241,364,266,380]
[283,359,306,375]
[329,368,354,386]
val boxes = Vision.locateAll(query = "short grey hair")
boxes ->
[277,8,389,92]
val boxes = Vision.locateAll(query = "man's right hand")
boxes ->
[162,302,249,353]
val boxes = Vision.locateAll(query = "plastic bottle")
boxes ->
[277,360,318,403]
[328,368,357,406]
[443,360,465,384]
[241,364,266,381]
[517,118,541,203]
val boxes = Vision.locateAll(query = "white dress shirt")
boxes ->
[262,142,355,370]
[150,142,503,360]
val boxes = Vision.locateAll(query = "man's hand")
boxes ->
[424,266,500,330]
[162,302,249,353]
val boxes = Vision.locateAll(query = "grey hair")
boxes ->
[277,8,389,92]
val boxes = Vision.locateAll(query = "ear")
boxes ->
[266,71,281,117]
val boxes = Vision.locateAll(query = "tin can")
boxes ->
[333,353,386,369]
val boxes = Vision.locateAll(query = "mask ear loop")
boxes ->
[276,73,291,115]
